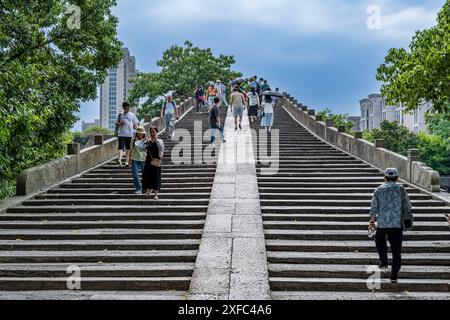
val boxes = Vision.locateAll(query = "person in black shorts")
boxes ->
[209,97,226,145]
[115,102,139,167]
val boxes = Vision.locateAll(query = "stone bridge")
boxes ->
[0,95,449,300]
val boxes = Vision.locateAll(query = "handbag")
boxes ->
[151,158,161,168]
[114,113,122,137]
[400,186,414,231]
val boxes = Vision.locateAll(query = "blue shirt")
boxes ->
[370,182,412,228]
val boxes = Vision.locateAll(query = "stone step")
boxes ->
[264,230,450,241]
[0,220,205,230]
[59,182,213,189]
[262,213,446,222]
[0,262,195,277]
[258,172,382,178]
[269,264,450,279]
[0,229,203,240]
[263,221,449,232]
[0,250,198,264]
[35,193,211,200]
[266,252,450,266]
[22,199,210,207]
[258,177,385,182]
[51,187,212,193]
[0,277,191,291]
[260,193,432,200]
[258,168,380,173]
[82,173,215,179]
[271,291,450,300]
[70,177,215,184]
[7,205,209,214]
[0,240,200,251]
[265,240,450,253]
[258,187,422,194]
[261,199,445,207]
[0,212,206,222]
[269,277,450,293]
[261,206,450,214]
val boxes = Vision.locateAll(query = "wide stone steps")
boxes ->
[0,106,228,295]
[0,229,203,240]
[263,213,445,222]
[0,220,206,230]
[269,264,450,279]
[252,105,450,297]
[269,278,450,293]
[266,240,450,253]
[264,230,450,241]
[0,240,201,251]
[0,212,206,221]
[0,277,191,291]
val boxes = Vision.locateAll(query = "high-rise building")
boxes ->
[100,48,137,130]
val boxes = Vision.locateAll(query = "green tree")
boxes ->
[417,132,450,175]
[362,121,419,156]
[426,112,450,140]
[376,1,450,115]
[82,126,112,136]
[0,1,122,199]
[129,41,242,118]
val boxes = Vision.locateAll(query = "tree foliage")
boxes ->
[129,41,242,118]
[426,112,450,140]
[363,120,449,175]
[376,1,450,115]
[317,108,354,133]
[0,0,122,199]
[363,121,419,156]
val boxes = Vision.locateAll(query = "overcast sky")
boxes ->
[74,0,444,131]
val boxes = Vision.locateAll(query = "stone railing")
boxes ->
[16,97,195,196]
[279,93,441,192]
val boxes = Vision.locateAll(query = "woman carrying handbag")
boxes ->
[139,126,165,200]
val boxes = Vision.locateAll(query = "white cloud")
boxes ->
[141,0,440,41]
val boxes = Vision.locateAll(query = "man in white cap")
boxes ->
[369,168,412,283]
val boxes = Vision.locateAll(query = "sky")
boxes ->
[73,0,445,131]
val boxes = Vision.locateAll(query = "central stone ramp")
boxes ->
[250,106,450,299]
[0,106,226,298]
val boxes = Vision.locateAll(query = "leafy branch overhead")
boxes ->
[129,41,242,118]
[376,1,450,116]
[0,0,123,199]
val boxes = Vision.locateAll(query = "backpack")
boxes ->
[163,101,176,114]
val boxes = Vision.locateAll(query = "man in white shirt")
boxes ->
[116,101,139,167]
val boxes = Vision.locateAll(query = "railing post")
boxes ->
[67,143,80,155]
[374,139,385,148]
[94,135,104,145]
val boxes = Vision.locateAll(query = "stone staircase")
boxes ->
[251,106,450,299]
[0,106,226,297]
